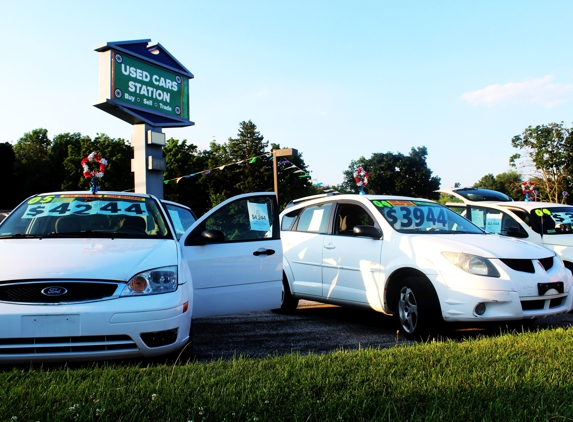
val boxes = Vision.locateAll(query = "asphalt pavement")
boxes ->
[190,300,573,362]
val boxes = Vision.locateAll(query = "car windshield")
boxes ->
[0,193,172,239]
[529,206,573,235]
[452,188,513,202]
[371,199,484,234]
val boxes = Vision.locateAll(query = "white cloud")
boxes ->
[461,75,573,108]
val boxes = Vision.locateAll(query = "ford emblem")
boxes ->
[41,286,68,297]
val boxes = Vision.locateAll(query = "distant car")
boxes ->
[440,188,573,273]
[0,191,282,362]
[277,193,573,339]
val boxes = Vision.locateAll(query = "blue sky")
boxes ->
[2,1,573,189]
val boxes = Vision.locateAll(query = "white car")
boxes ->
[441,187,573,273]
[278,193,573,339]
[0,191,282,362]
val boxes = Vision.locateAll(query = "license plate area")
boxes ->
[538,282,564,296]
[21,315,80,337]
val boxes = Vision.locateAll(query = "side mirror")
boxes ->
[200,229,225,243]
[353,225,383,239]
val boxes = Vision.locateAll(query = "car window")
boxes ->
[334,203,376,235]
[294,203,332,233]
[0,194,172,239]
[468,206,528,237]
[529,207,573,235]
[163,203,196,240]
[372,199,482,234]
[452,188,513,202]
[187,196,277,243]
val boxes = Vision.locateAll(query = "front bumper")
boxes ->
[431,269,573,322]
[0,289,191,363]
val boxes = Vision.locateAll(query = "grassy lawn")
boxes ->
[1,327,573,421]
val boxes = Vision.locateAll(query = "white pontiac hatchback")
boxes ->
[278,194,573,339]
[440,187,573,274]
[0,191,282,362]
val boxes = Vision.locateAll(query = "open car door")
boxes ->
[181,192,282,318]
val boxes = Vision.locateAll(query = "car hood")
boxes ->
[407,233,554,259]
[0,238,178,281]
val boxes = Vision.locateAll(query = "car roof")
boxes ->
[438,188,513,203]
[31,191,154,198]
[284,193,436,210]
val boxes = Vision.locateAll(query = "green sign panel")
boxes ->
[110,50,189,120]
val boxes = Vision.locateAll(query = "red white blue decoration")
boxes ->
[354,167,369,195]
[522,181,535,201]
[81,152,107,194]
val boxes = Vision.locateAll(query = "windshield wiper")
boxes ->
[0,233,45,239]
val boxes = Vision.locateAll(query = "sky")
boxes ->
[1,1,573,190]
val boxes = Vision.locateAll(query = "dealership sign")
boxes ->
[94,39,194,128]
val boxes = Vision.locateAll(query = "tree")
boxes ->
[0,142,17,208]
[203,121,314,210]
[510,122,573,203]
[60,133,133,192]
[474,170,523,200]
[163,138,211,216]
[13,128,59,198]
[342,146,441,199]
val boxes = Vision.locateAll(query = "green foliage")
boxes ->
[343,147,441,199]
[0,142,17,208]
[511,122,573,203]
[2,329,573,421]
[13,128,59,197]
[5,121,318,213]
[474,170,524,200]
[163,138,211,215]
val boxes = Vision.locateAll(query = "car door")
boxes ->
[281,202,333,298]
[161,200,197,240]
[321,202,384,309]
[181,192,282,318]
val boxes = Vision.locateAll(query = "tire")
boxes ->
[394,276,443,340]
[272,275,299,314]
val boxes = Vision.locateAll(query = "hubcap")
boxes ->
[398,286,418,334]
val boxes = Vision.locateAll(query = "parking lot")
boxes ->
[191,300,573,362]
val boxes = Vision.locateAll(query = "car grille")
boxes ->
[500,257,554,273]
[0,281,120,304]
[521,297,565,311]
[0,335,137,355]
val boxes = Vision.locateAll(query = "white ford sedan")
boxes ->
[278,194,573,339]
[0,191,282,362]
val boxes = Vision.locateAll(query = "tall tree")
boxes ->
[510,122,573,203]
[163,138,211,216]
[0,142,17,208]
[343,146,441,199]
[13,128,59,198]
[474,170,523,200]
[61,133,133,192]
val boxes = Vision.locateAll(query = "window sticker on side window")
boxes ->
[247,201,270,231]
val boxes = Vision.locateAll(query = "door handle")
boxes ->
[324,243,335,249]
[253,248,276,256]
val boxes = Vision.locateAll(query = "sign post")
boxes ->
[94,39,194,199]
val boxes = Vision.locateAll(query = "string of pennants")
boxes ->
[162,152,330,189]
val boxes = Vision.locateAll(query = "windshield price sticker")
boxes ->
[24,199,149,218]
[372,200,448,230]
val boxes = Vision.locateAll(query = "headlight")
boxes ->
[121,266,178,296]
[442,252,500,277]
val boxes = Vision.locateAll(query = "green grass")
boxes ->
[2,328,573,421]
